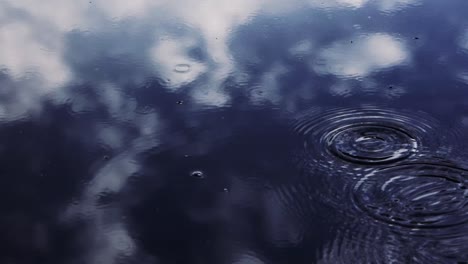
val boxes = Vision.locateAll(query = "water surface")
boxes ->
[1,0,468,263]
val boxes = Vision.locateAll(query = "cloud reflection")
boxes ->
[150,37,208,90]
[306,0,420,11]
[0,0,464,263]
[375,0,421,12]
[313,34,409,78]
[0,22,70,87]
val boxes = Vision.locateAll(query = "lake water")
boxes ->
[1,0,468,263]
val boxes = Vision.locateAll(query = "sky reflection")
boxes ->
[1,0,468,263]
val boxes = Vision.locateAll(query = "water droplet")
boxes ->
[190,170,205,179]
[174,64,191,73]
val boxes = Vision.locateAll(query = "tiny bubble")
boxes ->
[176,100,184,105]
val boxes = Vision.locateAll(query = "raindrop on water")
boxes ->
[190,170,205,179]
[292,107,451,166]
[325,124,418,164]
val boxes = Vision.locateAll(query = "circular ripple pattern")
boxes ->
[293,107,446,165]
[326,124,418,164]
[353,163,468,229]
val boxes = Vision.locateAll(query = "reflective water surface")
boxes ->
[1,0,468,263]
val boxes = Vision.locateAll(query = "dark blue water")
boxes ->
[1,0,468,263]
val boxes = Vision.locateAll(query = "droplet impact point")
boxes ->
[174,64,191,73]
[190,170,205,179]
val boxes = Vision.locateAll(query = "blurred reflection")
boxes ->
[314,34,409,78]
[305,0,420,11]
[1,0,468,263]
[461,29,468,53]
[375,0,420,12]
[151,38,207,90]
[0,22,70,85]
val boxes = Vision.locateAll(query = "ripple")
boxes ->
[326,124,417,164]
[293,107,447,166]
[318,224,413,264]
[190,170,205,179]
[174,64,191,73]
[353,162,468,230]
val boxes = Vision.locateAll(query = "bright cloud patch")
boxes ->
[313,34,408,78]
[307,0,420,11]
[376,0,421,12]
[151,38,208,90]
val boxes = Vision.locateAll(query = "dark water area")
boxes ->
[1,0,468,263]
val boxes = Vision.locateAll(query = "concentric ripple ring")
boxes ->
[352,163,468,229]
[325,124,418,164]
[293,107,448,165]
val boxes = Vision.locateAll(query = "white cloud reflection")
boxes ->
[94,0,167,19]
[376,0,421,12]
[150,37,208,90]
[0,22,70,87]
[313,34,409,78]
[308,0,367,9]
[65,109,162,263]
[306,0,420,11]
[307,0,420,11]
[154,0,265,106]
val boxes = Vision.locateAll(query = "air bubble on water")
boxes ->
[174,64,191,73]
